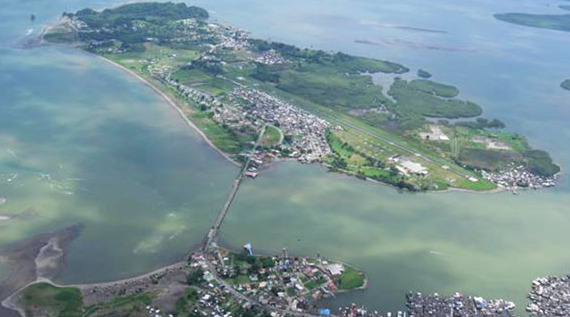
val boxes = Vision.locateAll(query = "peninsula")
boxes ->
[43,2,560,192]
[494,5,570,33]
[562,79,570,91]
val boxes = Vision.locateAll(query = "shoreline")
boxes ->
[95,55,241,168]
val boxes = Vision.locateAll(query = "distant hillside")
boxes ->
[68,2,208,29]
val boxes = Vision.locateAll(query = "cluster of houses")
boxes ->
[189,252,255,317]
[191,248,354,316]
[527,275,570,316]
[145,306,174,317]
[207,23,250,50]
[481,165,556,190]
[406,292,515,317]
[228,87,332,163]
[253,51,288,65]
[165,75,220,108]
[164,69,332,165]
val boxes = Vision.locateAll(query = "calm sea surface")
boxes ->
[1,0,570,313]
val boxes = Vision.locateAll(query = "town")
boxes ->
[481,164,557,192]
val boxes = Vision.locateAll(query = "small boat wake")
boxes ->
[429,250,452,257]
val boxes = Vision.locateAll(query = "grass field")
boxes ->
[18,282,158,317]
[304,278,327,290]
[260,125,283,147]
[334,266,365,290]
[227,274,252,284]
[20,283,83,317]
[171,68,237,96]
[173,288,199,316]
[84,292,154,316]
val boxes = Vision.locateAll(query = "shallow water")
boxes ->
[0,10,236,283]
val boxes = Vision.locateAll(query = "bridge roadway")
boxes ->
[204,125,266,250]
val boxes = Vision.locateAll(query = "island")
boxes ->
[42,2,559,194]
[417,69,432,79]
[494,5,570,32]
[561,79,570,91]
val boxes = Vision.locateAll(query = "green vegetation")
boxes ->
[261,125,282,147]
[174,288,199,316]
[304,278,326,290]
[187,267,205,285]
[190,112,255,154]
[20,283,83,317]
[249,40,408,74]
[230,252,276,275]
[334,266,365,290]
[458,148,522,172]
[388,78,481,123]
[228,274,252,284]
[408,79,459,98]
[68,2,208,43]
[84,292,154,316]
[523,149,560,177]
[561,79,570,91]
[19,282,157,317]
[417,69,432,78]
[276,68,391,110]
[494,12,570,32]
[415,124,560,177]
[455,117,506,130]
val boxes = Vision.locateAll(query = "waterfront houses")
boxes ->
[527,275,570,316]
[406,292,515,317]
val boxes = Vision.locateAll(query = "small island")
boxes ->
[417,69,432,79]
[42,2,559,192]
[494,6,570,33]
[561,79,570,91]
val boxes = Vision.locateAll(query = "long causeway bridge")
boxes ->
[203,125,266,250]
